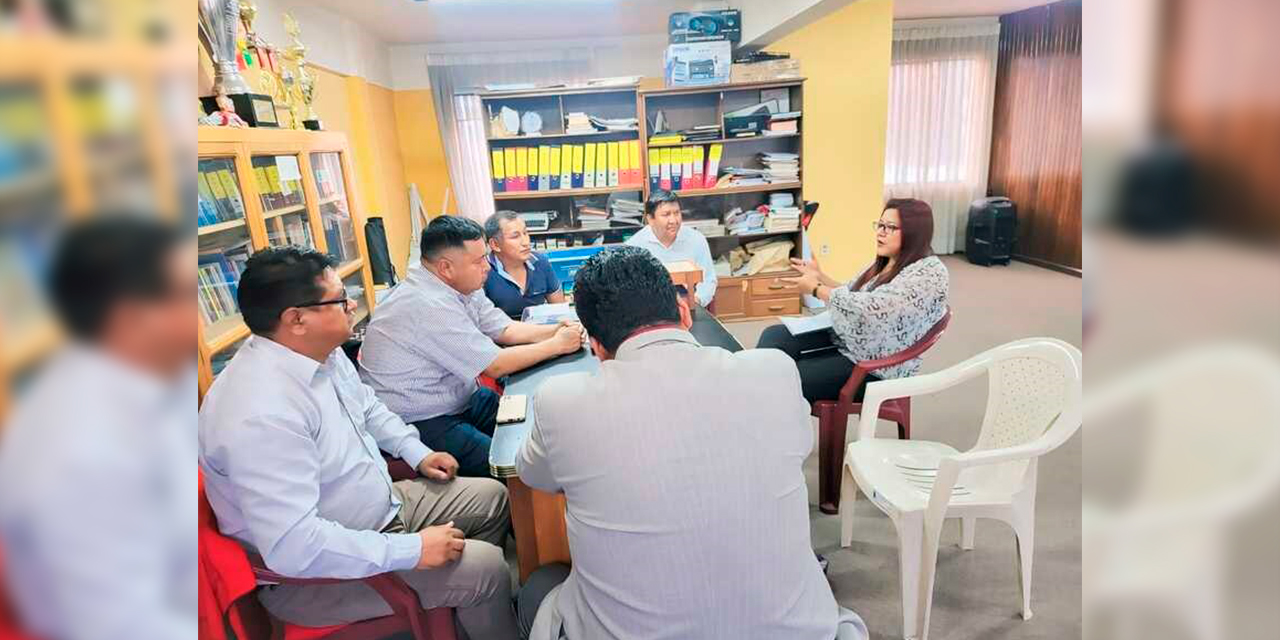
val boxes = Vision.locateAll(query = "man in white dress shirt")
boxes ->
[624,189,718,307]
[516,246,867,640]
[198,246,518,639]
[0,218,197,640]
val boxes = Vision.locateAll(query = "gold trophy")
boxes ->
[283,13,323,130]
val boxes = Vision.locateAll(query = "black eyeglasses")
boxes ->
[295,289,352,310]
[872,221,901,234]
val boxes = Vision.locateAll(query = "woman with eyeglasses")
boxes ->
[758,198,950,404]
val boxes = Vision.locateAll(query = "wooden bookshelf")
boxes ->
[674,182,803,198]
[647,132,801,148]
[493,185,640,201]
[196,128,378,399]
[488,130,638,143]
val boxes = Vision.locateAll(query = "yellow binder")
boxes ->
[491,149,506,192]
[538,145,552,191]
[571,144,585,188]
[583,143,597,189]
[504,148,519,190]
[515,147,528,190]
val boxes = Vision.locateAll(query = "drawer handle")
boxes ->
[768,282,786,290]
[768,305,785,311]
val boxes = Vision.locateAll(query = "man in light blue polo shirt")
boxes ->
[360,215,585,477]
[624,189,718,306]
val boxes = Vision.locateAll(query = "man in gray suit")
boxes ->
[516,246,867,640]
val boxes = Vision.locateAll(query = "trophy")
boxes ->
[283,13,323,130]
[198,0,278,126]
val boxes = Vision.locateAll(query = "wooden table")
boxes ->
[488,307,743,582]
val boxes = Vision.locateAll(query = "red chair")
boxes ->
[811,309,951,515]
[199,474,457,640]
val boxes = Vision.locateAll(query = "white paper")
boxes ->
[275,155,302,182]
[780,310,832,335]
[521,302,577,325]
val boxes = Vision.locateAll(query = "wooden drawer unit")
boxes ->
[747,297,802,317]
[748,275,803,297]
[712,277,748,319]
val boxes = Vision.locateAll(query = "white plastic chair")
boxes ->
[839,338,1082,640]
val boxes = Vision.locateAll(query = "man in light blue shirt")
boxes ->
[624,189,718,306]
[360,216,583,477]
[198,246,518,639]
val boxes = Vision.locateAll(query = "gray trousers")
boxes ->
[259,477,519,640]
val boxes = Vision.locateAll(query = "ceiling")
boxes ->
[309,0,1057,46]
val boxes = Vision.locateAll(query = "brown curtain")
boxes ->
[988,0,1082,271]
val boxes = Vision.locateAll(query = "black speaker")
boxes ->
[965,197,1017,266]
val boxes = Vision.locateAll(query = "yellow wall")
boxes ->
[774,0,893,282]
[393,89,454,230]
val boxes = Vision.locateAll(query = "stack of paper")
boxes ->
[609,197,645,224]
[681,124,722,142]
[685,218,726,237]
[760,152,800,183]
[726,207,768,235]
[648,133,684,146]
[765,205,801,232]
[588,115,639,131]
[565,112,595,135]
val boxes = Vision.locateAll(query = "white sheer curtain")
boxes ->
[884,18,1000,254]
[426,50,597,223]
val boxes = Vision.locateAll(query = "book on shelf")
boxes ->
[197,243,250,326]
[491,149,506,192]
[648,133,683,146]
[583,143,597,189]
[766,120,798,135]
[564,112,594,135]
[588,115,638,132]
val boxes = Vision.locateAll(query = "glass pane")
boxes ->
[0,82,61,220]
[310,152,359,265]
[72,75,153,212]
[197,157,252,345]
[210,336,249,380]
[251,154,314,249]
[343,271,369,324]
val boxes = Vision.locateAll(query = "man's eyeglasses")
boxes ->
[295,289,353,310]
[872,221,901,234]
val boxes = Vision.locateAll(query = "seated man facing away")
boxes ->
[624,189,717,307]
[198,247,517,639]
[361,215,584,477]
[516,246,867,640]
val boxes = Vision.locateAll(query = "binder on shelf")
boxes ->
[616,141,629,188]
[659,148,673,191]
[265,165,283,206]
[252,167,273,210]
[548,146,561,190]
[611,140,627,186]
[583,143,597,189]
[704,143,724,188]
[504,147,520,191]
[196,172,220,224]
[527,147,541,191]
[558,145,572,190]
[671,148,683,191]
[491,149,506,192]
[538,145,552,191]
[594,143,608,188]
[514,147,528,191]
[215,170,245,215]
[680,147,694,191]
[628,140,643,186]
[690,145,705,189]
[571,144,585,188]
[648,144,662,191]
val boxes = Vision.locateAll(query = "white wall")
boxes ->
[248,0,394,87]
[736,0,858,47]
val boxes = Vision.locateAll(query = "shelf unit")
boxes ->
[638,79,807,320]
[0,36,188,418]
[196,127,378,398]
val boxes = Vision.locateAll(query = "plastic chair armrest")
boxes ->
[856,364,988,440]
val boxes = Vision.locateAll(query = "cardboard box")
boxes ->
[664,41,732,87]
[730,58,802,83]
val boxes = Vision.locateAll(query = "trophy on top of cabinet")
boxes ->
[283,12,323,131]
[198,0,278,127]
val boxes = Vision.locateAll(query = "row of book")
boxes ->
[197,246,249,326]
[197,167,246,226]
[647,144,724,191]
[491,141,645,192]
[252,163,305,212]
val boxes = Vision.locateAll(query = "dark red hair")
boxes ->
[851,198,935,291]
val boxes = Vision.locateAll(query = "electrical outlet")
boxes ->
[820,244,831,256]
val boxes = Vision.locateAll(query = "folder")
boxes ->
[704,144,724,188]
[196,172,218,224]
[607,141,620,187]
[583,143,597,189]
[648,144,662,191]
[681,148,695,191]
[595,143,608,188]
[548,146,561,190]
[252,167,273,212]
[571,144,585,188]
[659,148,673,191]
[628,141,643,186]
[559,145,572,190]
[204,170,231,221]
[690,146,704,191]
[538,145,552,191]
[527,147,541,191]
[264,165,284,206]
[515,147,529,191]
[504,148,520,191]
[616,141,628,186]
[491,149,506,192]
[215,170,245,215]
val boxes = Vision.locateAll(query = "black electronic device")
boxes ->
[669,10,742,44]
